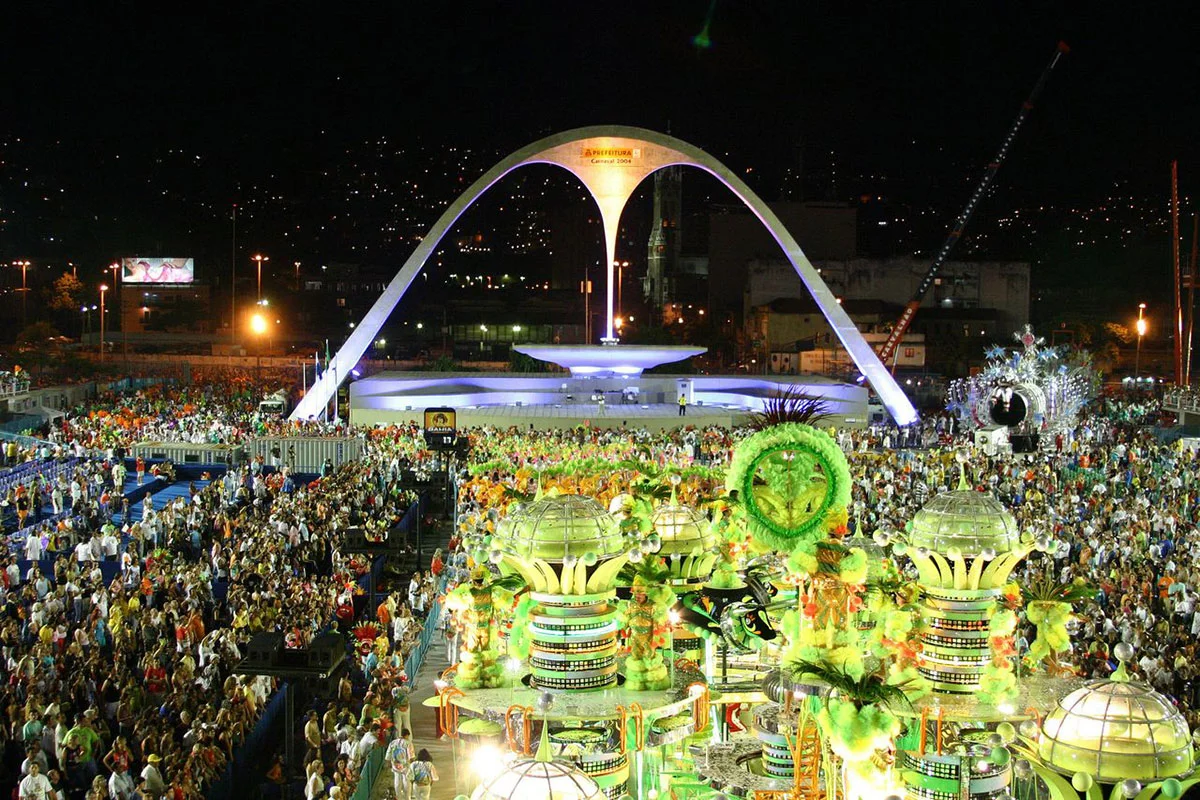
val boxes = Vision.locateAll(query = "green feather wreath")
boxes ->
[724,423,852,552]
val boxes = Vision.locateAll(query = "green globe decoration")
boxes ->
[651,503,717,583]
[495,494,625,563]
[493,494,631,692]
[908,489,1021,557]
[650,503,714,555]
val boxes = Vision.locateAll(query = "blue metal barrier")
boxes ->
[208,682,288,800]
[405,599,442,680]
[351,745,387,800]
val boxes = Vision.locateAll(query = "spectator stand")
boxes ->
[5,458,184,559]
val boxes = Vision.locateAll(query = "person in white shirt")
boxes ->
[386,729,414,800]
[407,574,421,611]
[20,741,49,775]
[101,531,119,561]
[24,533,43,563]
[19,761,54,799]
[304,760,326,800]
[352,726,379,771]
[140,754,166,797]
[108,764,136,800]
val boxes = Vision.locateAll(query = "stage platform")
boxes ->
[348,371,868,430]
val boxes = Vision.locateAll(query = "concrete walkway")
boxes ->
[370,633,460,800]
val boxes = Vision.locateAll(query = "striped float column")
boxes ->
[752,704,795,779]
[901,740,1011,800]
[917,586,1002,694]
[528,590,620,692]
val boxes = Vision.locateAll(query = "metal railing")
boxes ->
[1163,389,1200,413]
[350,745,387,800]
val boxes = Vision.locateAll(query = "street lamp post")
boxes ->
[294,261,301,292]
[252,254,269,303]
[615,260,630,320]
[13,260,30,329]
[251,312,268,380]
[99,284,109,362]
[109,262,125,359]
[81,304,97,337]
[1136,303,1148,382]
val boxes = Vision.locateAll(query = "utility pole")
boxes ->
[99,285,109,363]
[231,204,238,346]
[1187,215,1198,385]
[1172,161,1183,385]
[582,268,592,343]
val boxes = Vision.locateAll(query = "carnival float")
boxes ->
[947,325,1096,454]
[435,419,1198,800]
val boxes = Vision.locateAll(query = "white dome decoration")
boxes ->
[470,758,605,800]
[1038,679,1194,781]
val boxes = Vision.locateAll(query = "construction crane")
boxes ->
[875,41,1070,369]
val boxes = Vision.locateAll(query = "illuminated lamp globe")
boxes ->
[650,504,715,556]
[470,758,604,800]
[493,494,623,563]
[1038,679,1194,782]
[907,489,1020,558]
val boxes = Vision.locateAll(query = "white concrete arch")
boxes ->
[291,125,917,424]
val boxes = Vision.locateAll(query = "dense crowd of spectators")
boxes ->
[0,395,428,799]
[6,376,1200,797]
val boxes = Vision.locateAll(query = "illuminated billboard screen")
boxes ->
[121,258,194,284]
[424,408,456,434]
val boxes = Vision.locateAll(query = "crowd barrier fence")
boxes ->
[207,682,289,800]
[350,597,444,800]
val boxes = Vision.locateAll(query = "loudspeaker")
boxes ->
[276,647,308,669]
[307,633,346,672]
[245,632,284,665]
[344,527,391,554]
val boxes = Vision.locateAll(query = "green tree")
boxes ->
[509,350,550,373]
[1103,322,1134,345]
[47,272,85,312]
[428,355,457,372]
[15,321,61,346]
[12,321,62,370]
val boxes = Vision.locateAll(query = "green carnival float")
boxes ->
[439,423,1200,800]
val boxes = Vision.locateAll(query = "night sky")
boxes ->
[4,1,1199,275]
